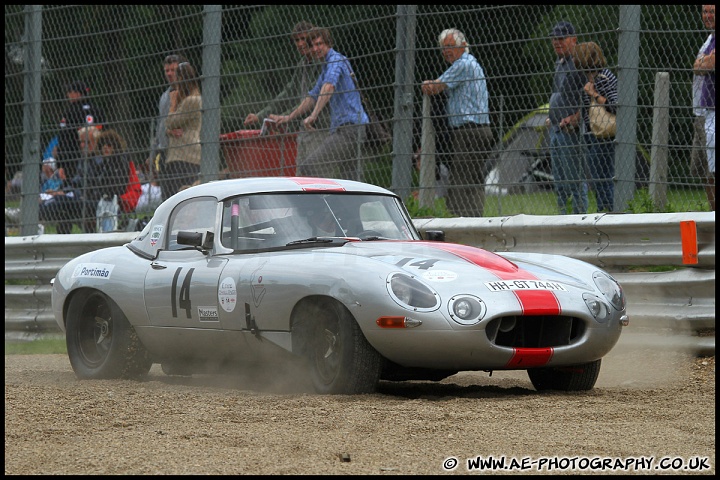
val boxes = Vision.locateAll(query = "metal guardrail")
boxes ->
[5,232,138,338]
[413,212,715,353]
[412,212,715,268]
[5,213,715,354]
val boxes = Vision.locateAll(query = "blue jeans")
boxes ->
[585,133,615,212]
[550,128,587,214]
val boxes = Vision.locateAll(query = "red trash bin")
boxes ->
[220,129,297,178]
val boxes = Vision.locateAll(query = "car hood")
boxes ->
[337,240,592,289]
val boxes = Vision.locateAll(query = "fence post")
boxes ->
[420,95,436,208]
[391,5,417,201]
[614,5,641,212]
[200,5,222,183]
[19,5,43,237]
[650,72,670,210]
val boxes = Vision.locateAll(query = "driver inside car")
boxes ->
[306,206,343,237]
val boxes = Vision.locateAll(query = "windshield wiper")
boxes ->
[359,236,388,241]
[285,236,337,246]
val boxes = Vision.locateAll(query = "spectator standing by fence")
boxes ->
[93,129,135,232]
[56,81,105,184]
[421,28,493,217]
[693,5,715,211]
[546,21,588,215]
[39,126,100,233]
[247,22,329,174]
[36,157,65,233]
[146,54,186,190]
[273,27,368,180]
[162,61,202,199]
[573,41,618,213]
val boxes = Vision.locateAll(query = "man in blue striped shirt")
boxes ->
[422,28,493,217]
[275,27,368,181]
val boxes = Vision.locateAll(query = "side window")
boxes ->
[167,198,217,250]
[221,196,295,251]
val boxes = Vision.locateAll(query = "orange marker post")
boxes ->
[680,220,698,265]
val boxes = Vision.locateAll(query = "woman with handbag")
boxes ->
[573,42,618,212]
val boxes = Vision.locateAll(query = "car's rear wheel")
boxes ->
[527,359,601,391]
[293,298,382,394]
[65,290,152,380]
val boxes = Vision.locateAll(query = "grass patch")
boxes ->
[5,336,67,355]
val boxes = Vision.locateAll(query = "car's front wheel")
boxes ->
[293,298,382,394]
[65,290,152,380]
[527,359,601,391]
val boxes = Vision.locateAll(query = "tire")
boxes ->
[527,359,601,392]
[65,290,152,380]
[293,298,382,394]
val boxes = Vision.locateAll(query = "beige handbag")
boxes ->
[589,98,617,139]
[588,75,617,139]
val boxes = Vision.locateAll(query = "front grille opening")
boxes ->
[486,315,584,348]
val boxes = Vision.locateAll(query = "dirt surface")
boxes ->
[5,330,715,475]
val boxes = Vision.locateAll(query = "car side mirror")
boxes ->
[177,231,202,247]
[424,230,445,242]
[177,231,214,253]
[202,231,214,250]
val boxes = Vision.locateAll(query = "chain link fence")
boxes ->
[5,5,714,236]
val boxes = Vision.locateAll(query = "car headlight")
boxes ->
[583,293,610,322]
[447,295,486,325]
[387,273,439,311]
[593,271,625,311]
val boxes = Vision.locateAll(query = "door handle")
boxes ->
[151,263,167,270]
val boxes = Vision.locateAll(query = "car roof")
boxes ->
[128,177,401,259]
[169,177,397,203]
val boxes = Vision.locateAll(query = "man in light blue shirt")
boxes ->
[422,28,493,217]
[275,27,368,180]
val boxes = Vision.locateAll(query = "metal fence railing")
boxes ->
[5,6,715,237]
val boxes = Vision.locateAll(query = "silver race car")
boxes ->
[52,177,628,394]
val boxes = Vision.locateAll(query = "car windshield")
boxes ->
[220,193,418,252]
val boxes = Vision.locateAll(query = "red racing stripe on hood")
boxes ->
[423,242,561,315]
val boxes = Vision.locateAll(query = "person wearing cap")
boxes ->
[38,153,80,234]
[56,80,106,184]
[546,21,588,214]
[40,157,64,194]
[422,28,493,217]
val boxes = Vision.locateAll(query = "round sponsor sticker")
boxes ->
[422,270,457,282]
[218,276,237,313]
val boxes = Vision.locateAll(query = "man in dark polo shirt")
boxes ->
[546,21,588,214]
